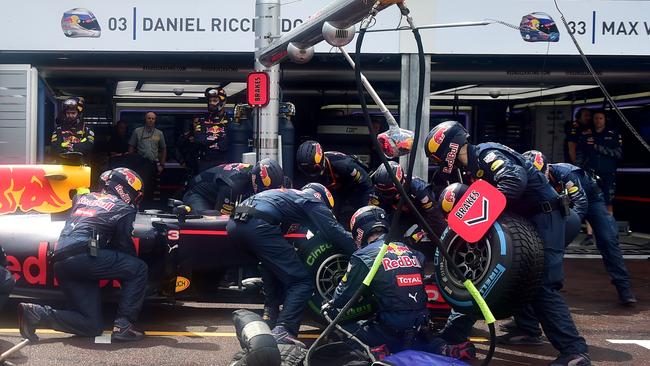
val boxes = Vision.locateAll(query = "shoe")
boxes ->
[262,306,279,328]
[440,341,476,360]
[548,353,591,366]
[498,319,518,332]
[620,295,638,306]
[497,330,544,346]
[271,325,305,348]
[241,277,263,288]
[17,303,43,342]
[112,320,145,342]
[579,235,594,246]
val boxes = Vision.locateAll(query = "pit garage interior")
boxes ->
[2,50,650,234]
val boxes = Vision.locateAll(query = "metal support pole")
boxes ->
[255,0,281,161]
[399,54,430,179]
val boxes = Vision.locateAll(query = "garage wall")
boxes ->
[0,65,38,163]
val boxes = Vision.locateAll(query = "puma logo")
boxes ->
[408,292,418,302]
[167,244,179,253]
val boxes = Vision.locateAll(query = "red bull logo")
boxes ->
[382,254,421,271]
[114,168,142,191]
[386,243,410,256]
[314,143,323,164]
[427,125,448,154]
[0,167,68,215]
[442,189,456,213]
[533,152,545,172]
[259,165,272,187]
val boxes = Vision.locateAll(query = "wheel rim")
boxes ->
[445,234,493,288]
[315,254,348,300]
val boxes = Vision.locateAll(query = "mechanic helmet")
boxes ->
[522,150,549,176]
[296,140,326,177]
[105,167,144,206]
[350,206,389,248]
[251,158,284,193]
[371,161,404,200]
[424,121,469,174]
[438,183,469,215]
[302,182,334,210]
[205,87,227,113]
[98,169,113,190]
[61,98,81,125]
[61,8,101,38]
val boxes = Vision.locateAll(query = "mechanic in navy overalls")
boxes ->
[0,245,15,311]
[325,206,476,361]
[18,168,148,343]
[424,121,591,366]
[227,183,356,346]
[576,110,622,214]
[296,140,373,225]
[182,158,284,215]
[194,87,230,172]
[50,97,95,164]
[523,151,636,305]
[369,161,447,238]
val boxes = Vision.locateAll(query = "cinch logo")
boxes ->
[306,243,332,266]
[382,255,421,271]
[396,273,423,287]
[454,190,480,220]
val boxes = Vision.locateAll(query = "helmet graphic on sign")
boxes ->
[520,12,559,42]
[61,8,101,38]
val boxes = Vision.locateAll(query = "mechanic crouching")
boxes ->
[227,183,356,346]
[325,206,475,361]
[18,168,148,342]
[424,121,591,366]
[296,140,373,225]
[182,159,284,215]
[369,161,447,237]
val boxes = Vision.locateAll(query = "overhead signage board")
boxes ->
[0,1,648,55]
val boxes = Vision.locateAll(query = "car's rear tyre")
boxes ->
[434,213,544,320]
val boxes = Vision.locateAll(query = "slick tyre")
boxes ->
[300,235,375,321]
[434,213,544,320]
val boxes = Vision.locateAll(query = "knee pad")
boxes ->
[232,309,281,366]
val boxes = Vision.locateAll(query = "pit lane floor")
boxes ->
[0,257,648,366]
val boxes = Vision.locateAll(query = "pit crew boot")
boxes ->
[617,288,638,306]
[112,318,145,342]
[271,325,305,348]
[439,341,476,360]
[18,303,49,342]
[549,353,591,366]
[498,318,518,332]
[497,329,544,346]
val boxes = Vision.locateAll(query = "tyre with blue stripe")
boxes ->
[433,213,544,319]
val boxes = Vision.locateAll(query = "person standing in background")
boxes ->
[566,108,592,164]
[577,110,622,215]
[129,112,167,206]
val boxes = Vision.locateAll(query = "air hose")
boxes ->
[305,1,496,365]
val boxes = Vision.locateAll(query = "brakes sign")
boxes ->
[447,180,506,243]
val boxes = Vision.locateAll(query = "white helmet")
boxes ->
[61,8,101,38]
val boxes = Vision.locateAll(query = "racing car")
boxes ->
[0,164,451,322]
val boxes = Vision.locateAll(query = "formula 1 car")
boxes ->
[0,164,450,322]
